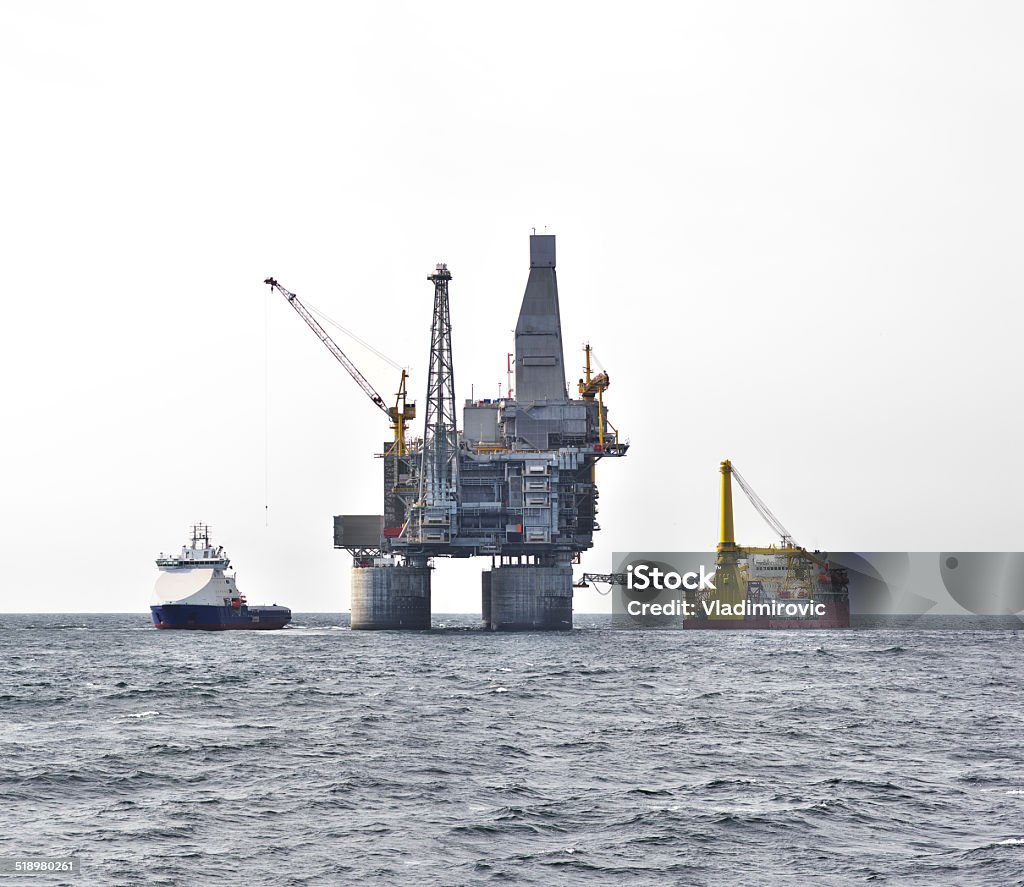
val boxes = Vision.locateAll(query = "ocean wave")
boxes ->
[1,614,1020,886]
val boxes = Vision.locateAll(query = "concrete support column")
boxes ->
[481,570,492,628]
[488,563,573,631]
[350,562,431,630]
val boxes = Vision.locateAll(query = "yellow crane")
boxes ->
[578,344,614,449]
[713,459,830,618]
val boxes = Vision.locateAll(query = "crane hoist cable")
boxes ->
[729,464,795,547]
[264,277,388,412]
[305,302,404,373]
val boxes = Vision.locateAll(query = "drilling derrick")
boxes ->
[343,263,461,630]
[417,264,459,539]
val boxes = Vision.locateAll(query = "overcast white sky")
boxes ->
[2,2,1022,613]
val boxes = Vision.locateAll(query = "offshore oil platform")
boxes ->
[266,234,627,630]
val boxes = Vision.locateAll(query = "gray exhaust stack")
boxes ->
[514,235,566,403]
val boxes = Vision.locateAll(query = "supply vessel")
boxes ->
[150,525,291,630]
[685,460,849,629]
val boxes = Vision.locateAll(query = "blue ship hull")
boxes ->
[151,603,291,630]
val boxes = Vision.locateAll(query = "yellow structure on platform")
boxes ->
[718,460,737,551]
[386,369,417,458]
[711,460,746,618]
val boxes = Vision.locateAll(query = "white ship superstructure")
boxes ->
[153,524,244,608]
